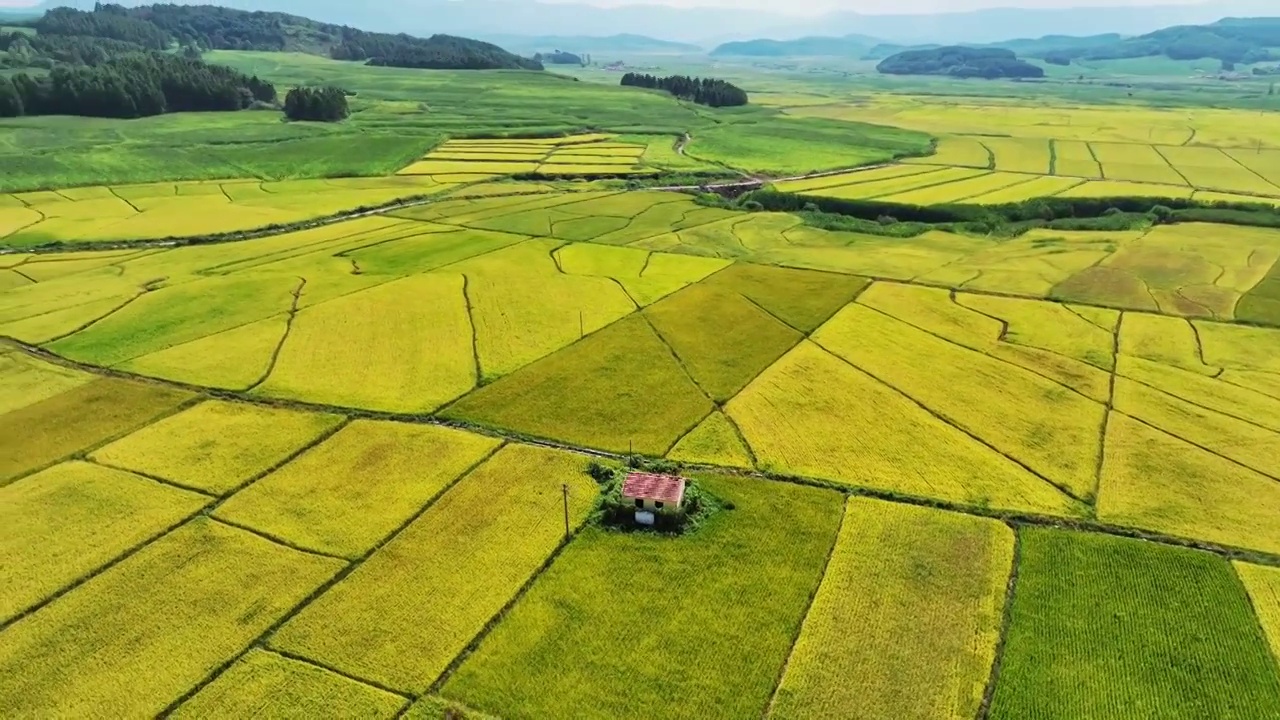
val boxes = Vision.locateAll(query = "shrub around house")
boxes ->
[586,460,725,534]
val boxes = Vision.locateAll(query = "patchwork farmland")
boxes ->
[4,168,1280,717]
[4,32,1280,717]
[781,137,1280,206]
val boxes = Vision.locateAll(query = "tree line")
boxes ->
[0,31,146,68]
[354,35,542,70]
[283,86,349,122]
[0,53,274,119]
[620,73,748,107]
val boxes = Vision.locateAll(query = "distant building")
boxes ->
[621,472,686,525]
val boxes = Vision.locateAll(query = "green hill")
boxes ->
[488,33,702,55]
[877,46,1045,79]
[28,4,541,70]
[1034,17,1280,65]
[710,34,881,58]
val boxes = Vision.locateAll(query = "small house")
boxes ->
[621,472,686,525]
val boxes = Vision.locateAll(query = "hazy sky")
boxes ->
[0,0,1212,9]
[534,0,1205,14]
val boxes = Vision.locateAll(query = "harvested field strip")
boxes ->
[1234,562,1280,663]
[541,155,638,165]
[819,167,989,200]
[1193,190,1280,207]
[880,172,1039,205]
[0,377,193,485]
[770,498,1012,720]
[1097,412,1280,555]
[0,518,345,717]
[645,283,802,402]
[400,161,531,175]
[426,153,549,162]
[966,176,1085,204]
[989,529,1280,719]
[268,444,597,694]
[1056,180,1193,199]
[443,315,713,456]
[0,348,93,416]
[254,274,476,413]
[535,164,650,176]
[0,461,208,624]
[215,420,502,558]
[442,474,845,720]
[816,303,1105,499]
[772,165,938,194]
[726,342,1078,515]
[169,648,408,719]
[91,400,343,495]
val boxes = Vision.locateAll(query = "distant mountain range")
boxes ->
[482,33,702,55]
[711,35,882,59]
[24,0,1280,45]
[715,17,1280,69]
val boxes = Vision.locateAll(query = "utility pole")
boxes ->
[562,483,570,542]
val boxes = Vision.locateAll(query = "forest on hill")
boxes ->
[710,17,1280,68]
[710,34,880,58]
[877,47,1045,79]
[22,4,541,70]
[1036,17,1280,65]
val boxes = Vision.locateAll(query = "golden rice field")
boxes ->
[0,175,478,248]
[4,124,1280,715]
[777,138,1280,204]
[398,134,655,177]
[776,95,1280,205]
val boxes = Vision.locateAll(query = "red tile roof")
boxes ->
[622,472,686,505]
